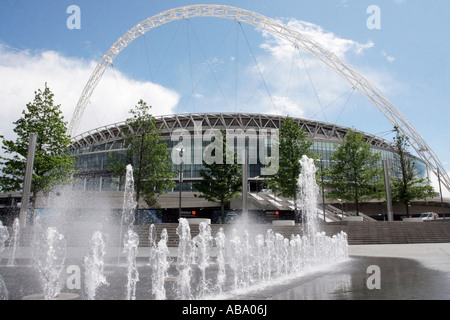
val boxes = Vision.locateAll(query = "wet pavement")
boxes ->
[1,243,449,300]
[232,256,450,300]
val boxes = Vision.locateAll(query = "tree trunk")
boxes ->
[355,186,360,216]
[221,202,225,224]
[294,193,299,223]
[134,134,145,224]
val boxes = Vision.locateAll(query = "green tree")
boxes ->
[391,127,435,216]
[323,129,383,216]
[0,84,76,210]
[266,116,314,221]
[194,130,242,224]
[107,100,176,213]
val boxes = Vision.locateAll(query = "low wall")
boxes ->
[137,220,450,247]
[402,218,423,222]
[10,220,450,247]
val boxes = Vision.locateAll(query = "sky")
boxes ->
[0,0,449,194]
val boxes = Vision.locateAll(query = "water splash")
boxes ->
[118,164,137,263]
[151,228,170,300]
[175,218,193,300]
[298,155,319,238]
[35,227,67,300]
[192,222,213,297]
[214,227,226,294]
[1,159,348,300]
[123,229,139,300]
[0,221,9,256]
[83,231,108,300]
[148,224,157,250]
[7,218,20,266]
[121,165,137,229]
[0,221,9,299]
[0,274,7,300]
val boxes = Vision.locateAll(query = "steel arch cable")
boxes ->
[68,4,450,191]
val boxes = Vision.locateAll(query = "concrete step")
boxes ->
[10,220,450,247]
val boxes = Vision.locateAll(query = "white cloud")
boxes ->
[192,92,204,99]
[381,50,396,63]
[337,0,349,8]
[0,44,180,140]
[276,19,374,59]
[240,19,377,119]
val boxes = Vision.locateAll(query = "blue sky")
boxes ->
[0,0,449,192]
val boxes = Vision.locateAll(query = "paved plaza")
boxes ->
[238,243,450,300]
[1,243,449,300]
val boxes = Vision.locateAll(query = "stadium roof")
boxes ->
[70,112,395,151]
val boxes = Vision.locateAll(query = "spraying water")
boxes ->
[118,164,137,264]
[192,222,213,297]
[214,227,226,294]
[151,228,170,300]
[83,231,108,300]
[175,218,193,300]
[0,159,348,300]
[298,155,319,237]
[0,221,9,256]
[121,165,137,229]
[7,218,20,266]
[0,221,9,300]
[0,274,7,300]
[35,227,67,300]
[123,229,139,300]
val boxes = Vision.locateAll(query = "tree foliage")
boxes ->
[323,129,383,215]
[107,100,176,210]
[266,116,314,220]
[390,126,435,215]
[0,84,75,202]
[194,130,242,224]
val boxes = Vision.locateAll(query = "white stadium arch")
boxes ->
[68,4,450,191]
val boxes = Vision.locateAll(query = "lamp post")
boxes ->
[382,160,394,222]
[178,148,184,220]
[242,148,248,223]
[19,133,37,228]
[438,168,446,220]
[316,157,326,222]
[320,158,326,222]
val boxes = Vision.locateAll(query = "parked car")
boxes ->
[420,212,439,221]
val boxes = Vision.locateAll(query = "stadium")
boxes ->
[1,5,449,226]
[28,111,439,224]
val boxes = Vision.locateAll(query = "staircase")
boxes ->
[134,223,304,248]
[135,220,450,247]
[322,220,450,245]
[12,219,450,248]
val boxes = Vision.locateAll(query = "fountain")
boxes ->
[83,231,108,300]
[192,222,213,297]
[0,221,9,300]
[0,221,9,257]
[7,218,20,266]
[123,228,139,300]
[0,156,348,300]
[298,155,319,237]
[150,228,170,300]
[175,217,193,300]
[34,226,67,300]
[214,228,226,294]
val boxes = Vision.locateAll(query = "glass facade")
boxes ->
[70,131,428,193]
